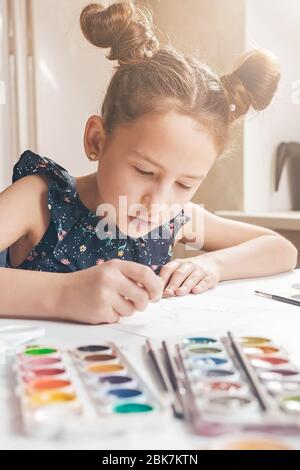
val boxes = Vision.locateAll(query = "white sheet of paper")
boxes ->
[109,275,300,339]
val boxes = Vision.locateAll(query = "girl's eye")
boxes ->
[177,182,193,190]
[134,166,192,190]
[135,167,153,176]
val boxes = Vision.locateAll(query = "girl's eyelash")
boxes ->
[177,183,193,190]
[134,167,192,190]
[135,167,153,176]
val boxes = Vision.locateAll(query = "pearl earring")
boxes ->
[89,153,97,161]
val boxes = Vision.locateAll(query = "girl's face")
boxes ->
[88,111,216,237]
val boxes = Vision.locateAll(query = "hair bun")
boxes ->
[80,1,159,65]
[221,49,281,122]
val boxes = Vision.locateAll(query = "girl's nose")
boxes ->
[141,195,151,207]
[140,194,160,220]
[141,192,173,222]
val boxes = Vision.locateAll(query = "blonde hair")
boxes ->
[80,1,281,154]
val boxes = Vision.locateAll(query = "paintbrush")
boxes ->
[145,340,183,418]
[162,339,190,417]
[227,331,273,412]
[162,340,181,392]
[255,290,300,307]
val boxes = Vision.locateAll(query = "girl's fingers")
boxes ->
[118,260,163,302]
[159,259,182,289]
[163,261,196,295]
[191,273,217,295]
[103,308,120,324]
[118,277,149,312]
[114,295,136,317]
[174,269,206,296]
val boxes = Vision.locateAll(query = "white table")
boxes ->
[1,270,300,450]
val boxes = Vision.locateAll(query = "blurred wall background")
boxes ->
[144,0,246,214]
[144,0,300,213]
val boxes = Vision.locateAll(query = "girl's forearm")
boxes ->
[201,235,298,282]
[0,267,67,319]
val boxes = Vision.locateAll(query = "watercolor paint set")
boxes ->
[14,342,166,438]
[148,333,300,436]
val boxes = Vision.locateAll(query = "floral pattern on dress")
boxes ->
[6,150,191,275]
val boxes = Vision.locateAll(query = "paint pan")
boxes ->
[22,347,58,357]
[259,369,300,381]
[113,403,154,414]
[188,356,230,368]
[182,337,218,346]
[75,345,113,356]
[243,345,281,356]
[265,380,300,395]
[86,363,126,375]
[186,346,224,356]
[188,366,237,380]
[99,375,135,386]
[238,336,271,346]
[83,354,118,363]
[205,381,248,394]
[203,369,236,379]
[29,390,78,408]
[193,380,248,396]
[249,356,290,369]
[106,388,144,401]
[202,395,257,415]
[21,357,62,370]
[26,378,72,393]
[280,395,300,415]
[97,375,137,392]
[23,368,67,382]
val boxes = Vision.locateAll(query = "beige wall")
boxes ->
[143,0,246,213]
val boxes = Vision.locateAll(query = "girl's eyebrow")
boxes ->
[130,150,204,180]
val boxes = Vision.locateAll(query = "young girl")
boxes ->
[0,1,297,325]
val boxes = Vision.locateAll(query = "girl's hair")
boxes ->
[80,1,281,154]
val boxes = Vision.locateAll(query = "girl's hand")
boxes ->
[61,259,164,325]
[159,255,220,297]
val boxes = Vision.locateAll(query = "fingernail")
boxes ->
[164,288,174,294]
[179,286,187,293]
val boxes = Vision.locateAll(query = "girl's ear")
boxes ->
[83,115,107,162]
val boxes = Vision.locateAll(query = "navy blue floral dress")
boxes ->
[6,150,190,275]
